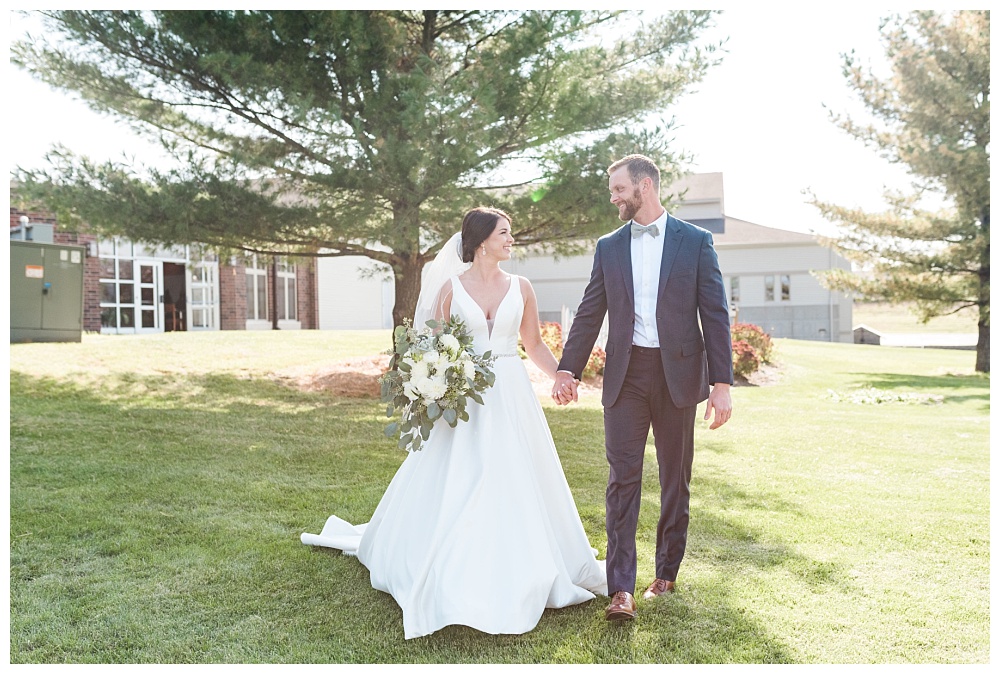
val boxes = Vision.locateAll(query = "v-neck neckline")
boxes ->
[456,275,513,338]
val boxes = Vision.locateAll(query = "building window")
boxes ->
[276,258,297,321]
[729,276,740,304]
[98,238,136,331]
[246,255,268,321]
[764,274,790,302]
[189,257,218,329]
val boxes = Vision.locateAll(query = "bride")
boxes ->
[302,206,607,639]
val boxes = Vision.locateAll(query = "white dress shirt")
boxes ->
[631,210,668,347]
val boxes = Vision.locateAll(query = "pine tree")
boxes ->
[810,10,989,372]
[12,10,720,326]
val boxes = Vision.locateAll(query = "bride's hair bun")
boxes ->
[461,207,511,263]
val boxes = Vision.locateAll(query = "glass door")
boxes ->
[136,260,163,333]
[187,260,220,330]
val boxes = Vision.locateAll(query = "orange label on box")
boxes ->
[25,265,44,278]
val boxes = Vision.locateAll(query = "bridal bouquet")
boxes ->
[378,317,497,452]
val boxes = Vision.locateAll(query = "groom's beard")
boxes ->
[617,187,643,222]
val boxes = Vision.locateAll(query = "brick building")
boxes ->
[10,203,318,335]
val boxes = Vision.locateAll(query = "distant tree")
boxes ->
[810,10,989,372]
[11,10,721,326]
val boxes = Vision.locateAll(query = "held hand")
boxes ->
[551,371,579,405]
[704,383,732,430]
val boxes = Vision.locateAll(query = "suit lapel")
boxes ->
[615,224,635,310]
[657,214,684,306]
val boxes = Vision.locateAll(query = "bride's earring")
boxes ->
[481,245,486,257]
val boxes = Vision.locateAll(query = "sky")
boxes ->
[5,6,970,237]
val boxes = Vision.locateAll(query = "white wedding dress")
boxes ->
[302,275,607,639]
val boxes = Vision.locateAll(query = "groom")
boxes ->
[553,154,733,621]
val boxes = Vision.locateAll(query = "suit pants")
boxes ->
[603,345,696,594]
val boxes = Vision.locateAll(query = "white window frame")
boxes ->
[245,255,270,328]
[187,257,221,331]
[276,258,301,329]
[98,238,141,334]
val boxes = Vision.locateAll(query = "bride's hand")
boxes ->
[551,371,579,405]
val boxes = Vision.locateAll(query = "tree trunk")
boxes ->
[389,201,425,328]
[975,206,989,373]
[392,255,423,329]
[975,320,989,372]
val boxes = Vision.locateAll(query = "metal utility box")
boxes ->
[10,240,86,343]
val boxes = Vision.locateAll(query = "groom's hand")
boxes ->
[704,383,732,429]
[552,371,579,405]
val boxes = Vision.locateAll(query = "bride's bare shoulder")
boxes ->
[517,275,536,297]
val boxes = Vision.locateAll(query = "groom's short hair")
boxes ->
[608,155,660,193]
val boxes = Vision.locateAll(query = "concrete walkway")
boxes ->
[878,333,978,350]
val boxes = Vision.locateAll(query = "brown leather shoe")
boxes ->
[605,591,637,621]
[642,578,676,599]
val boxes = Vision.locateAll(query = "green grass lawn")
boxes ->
[9,332,989,663]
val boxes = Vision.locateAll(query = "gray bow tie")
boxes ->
[631,222,659,238]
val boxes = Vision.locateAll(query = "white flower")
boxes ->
[463,360,476,379]
[402,381,419,401]
[438,333,460,354]
[418,375,449,402]
[422,350,440,364]
[409,359,429,382]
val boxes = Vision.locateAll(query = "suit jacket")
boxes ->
[558,214,734,409]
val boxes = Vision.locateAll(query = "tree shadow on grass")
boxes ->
[9,368,386,423]
[689,473,843,592]
[848,371,990,411]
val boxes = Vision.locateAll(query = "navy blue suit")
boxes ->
[558,214,733,592]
